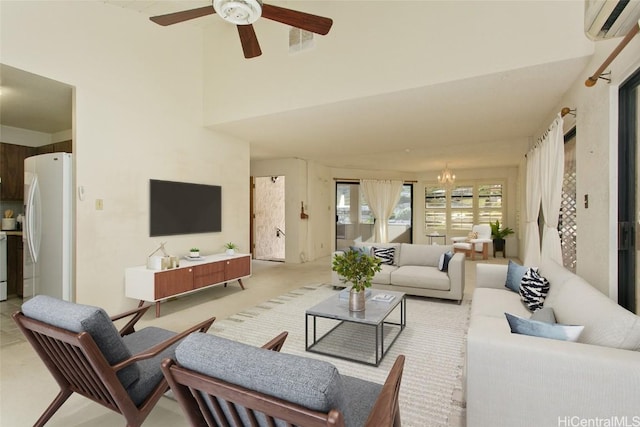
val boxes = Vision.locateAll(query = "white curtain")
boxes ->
[524,114,565,266]
[523,146,542,266]
[539,114,564,263]
[360,179,404,243]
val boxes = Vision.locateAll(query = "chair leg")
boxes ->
[482,242,489,260]
[34,389,73,427]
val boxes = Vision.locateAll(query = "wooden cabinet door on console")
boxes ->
[193,262,225,289]
[155,268,193,299]
[225,256,250,281]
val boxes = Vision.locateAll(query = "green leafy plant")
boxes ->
[332,250,382,292]
[224,242,238,250]
[489,220,514,240]
[190,248,199,252]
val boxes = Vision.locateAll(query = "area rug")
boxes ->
[210,284,470,427]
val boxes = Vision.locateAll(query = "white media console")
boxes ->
[125,253,251,317]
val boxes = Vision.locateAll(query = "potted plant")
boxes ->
[332,249,382,311]
[224,242,238,255]
[189,248,200,258]
[489,220,514,255]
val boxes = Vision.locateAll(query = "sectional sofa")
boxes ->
[466,257,640,427]
[332,242,465,303]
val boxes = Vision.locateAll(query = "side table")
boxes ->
[427,233,447,245]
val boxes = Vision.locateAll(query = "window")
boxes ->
[425,186,446,230]
[450,185,474,231]
[425,182,504,235]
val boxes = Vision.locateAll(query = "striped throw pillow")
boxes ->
[372,247,395,265]
[519,268,550,312]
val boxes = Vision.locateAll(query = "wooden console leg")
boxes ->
[155,301,161,318]
[237,278,245,290]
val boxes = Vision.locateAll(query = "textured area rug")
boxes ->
[211,284,470,427]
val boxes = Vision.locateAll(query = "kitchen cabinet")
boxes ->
[125,254,251,317]
[6,234,23,297]
[0,143,36,201]
[35,140,72,155]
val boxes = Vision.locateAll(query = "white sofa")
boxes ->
[466,258,640,427]
[332,243,465,303]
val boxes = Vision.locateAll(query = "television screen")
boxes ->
[149,179,221,236]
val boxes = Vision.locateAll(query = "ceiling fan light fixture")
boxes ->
[213,0,262,25]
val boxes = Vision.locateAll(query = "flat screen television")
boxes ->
[149,179,221,236]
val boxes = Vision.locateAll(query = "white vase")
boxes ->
[226,249,235,255]
[349,288,366,312]
[190,251,200,258]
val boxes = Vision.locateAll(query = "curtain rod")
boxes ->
[585,19,639,87]
[333,178,417,183]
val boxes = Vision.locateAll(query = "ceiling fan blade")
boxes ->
[149,6,215,26]
[261,4,333,35]
[237,25,262,59]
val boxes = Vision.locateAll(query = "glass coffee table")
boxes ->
[305,289,406,366]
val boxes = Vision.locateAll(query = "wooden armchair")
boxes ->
[161,332,405,427]
[12,295,215,427]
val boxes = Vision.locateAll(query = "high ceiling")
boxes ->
[0,1,594,173]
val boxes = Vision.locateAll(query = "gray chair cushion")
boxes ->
[122,326,178,405]
[341,375,382,426]
[176,333,382,426]
[22,295,139,388]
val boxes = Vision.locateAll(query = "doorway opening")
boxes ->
[252,176,285,262]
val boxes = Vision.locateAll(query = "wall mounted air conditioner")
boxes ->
[585,0,640,40]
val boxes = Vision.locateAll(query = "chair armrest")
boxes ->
[111,305,152,336]
[112,317,215,372]
[470,238,492,244]
[261,331,288,352]
[364,355,405,427]
[450,236,467,243]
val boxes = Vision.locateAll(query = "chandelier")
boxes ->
[437,164,456,186]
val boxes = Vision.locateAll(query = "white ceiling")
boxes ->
[0,0,594,173]
[0,64,73,134]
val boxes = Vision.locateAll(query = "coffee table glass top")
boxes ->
[306,289,405,325]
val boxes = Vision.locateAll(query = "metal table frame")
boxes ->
[305,293,406,366]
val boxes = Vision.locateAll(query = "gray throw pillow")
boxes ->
[505,312,584,342]
[505,260,529,293]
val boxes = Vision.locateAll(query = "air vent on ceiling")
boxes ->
[289,28,314,53]
[584,0,640,40]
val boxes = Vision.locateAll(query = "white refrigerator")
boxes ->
[23,152,74,301]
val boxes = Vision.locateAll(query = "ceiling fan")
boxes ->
[149,0,333,59]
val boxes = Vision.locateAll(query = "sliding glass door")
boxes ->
[618,68,639,313]
[336,182,412,251]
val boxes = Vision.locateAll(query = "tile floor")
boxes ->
[0,255,508,426]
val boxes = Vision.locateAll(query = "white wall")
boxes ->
[1,1,250,313]
[537,35,640,297]
[256,163,520,261]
